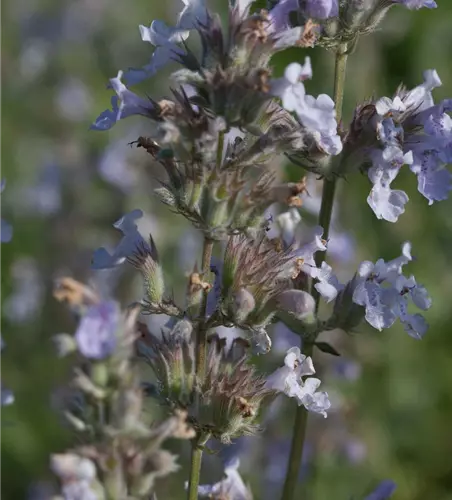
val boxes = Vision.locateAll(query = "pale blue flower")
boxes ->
[91,71,156,130]
[74,301,119,359]
[272,61,342,155]
[268,0,299,31]
[122,20,189,86]
[4,258,44,324]
[402,69,441,111]
[270,59,312,113]
[267,347,331,417]
[178,0,208,29]
[352,242,431,337]
[92,209,148,269]
[1,179,12,243]
[311,261,344,303]
[297,93,342,155]
[365,480,396,500]
[188,458,251,499]
[301,0,339,19]
[367,147,413,222]
[393,0,436,9]
[1,336,14,406]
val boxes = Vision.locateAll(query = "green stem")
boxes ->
[312,45,348,309]
[195,237,214,380]
[188,129,223,500]
[187,445,203,500]
[280,45,349,500]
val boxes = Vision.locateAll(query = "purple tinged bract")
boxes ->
[75,301,120,359]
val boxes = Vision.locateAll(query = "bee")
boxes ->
[128,136,160,157]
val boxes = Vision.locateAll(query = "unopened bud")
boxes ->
[230,288,256,324]
[276,290,316,320]
[128,239,164,305]
[50,453,96,481]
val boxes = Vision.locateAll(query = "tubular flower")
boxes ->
[323,242,432,338]
[267,347,331,417]
[346,70,452,221]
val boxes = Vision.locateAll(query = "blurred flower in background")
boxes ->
[2,1,452,500]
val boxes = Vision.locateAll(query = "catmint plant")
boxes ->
[34,0,450,499]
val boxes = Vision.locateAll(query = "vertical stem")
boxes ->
[187,445,204,500]
[280,45,348,500]
[195,237,214,379]
[312,45,348,307]
[188,130,223,500]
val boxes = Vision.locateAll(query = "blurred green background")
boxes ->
[2,1,452,499]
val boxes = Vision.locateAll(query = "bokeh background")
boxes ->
[2,1,452,499]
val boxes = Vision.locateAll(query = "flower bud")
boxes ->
[126,232,164,306]
[51,453,97,482]
[276,290,316,320]
[143,320,196,406]
[229,288,256,324]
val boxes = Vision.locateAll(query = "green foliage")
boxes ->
[2,1,452,499]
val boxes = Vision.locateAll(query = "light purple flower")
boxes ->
[92,209,148,269]
[188,458,251,500]
[4,258,44,324]
[267,347,331,417]
[268,0,299,31]
[361,70,452,217]
[393,0,436,10]
[270,59,313,113]
[367,147,413,222]
[364,480,396,500]
[272,61,342,155]
[122,20,189,86]
[297,93,342,154]
[91,71,156,130]
[311,261,344,303]
[178,0,208,29]
[301,0,339,19]
[51,453,98,500]
[1,179,12,243]
[293,225,328,277]
[74,301,119,359]
[1,337,14,407]
[352,242,431,338]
